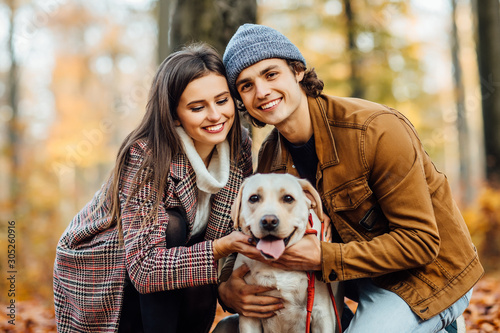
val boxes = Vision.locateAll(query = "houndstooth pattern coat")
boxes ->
[53,131,252,332]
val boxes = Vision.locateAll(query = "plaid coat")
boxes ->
[53,131,252,332]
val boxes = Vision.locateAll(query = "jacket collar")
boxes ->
[309,96,339,168]
[170,152,191,180]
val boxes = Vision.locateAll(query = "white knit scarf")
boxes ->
[175,126,230,237]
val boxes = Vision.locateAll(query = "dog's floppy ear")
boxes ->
[297,178,324,220]
[231,177,249,230]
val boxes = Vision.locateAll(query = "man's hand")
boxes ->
[268,234,322,271]
[218,264,283,318]
[322,214,332,242]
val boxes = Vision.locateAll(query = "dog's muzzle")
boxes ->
[253,228,297,260]
[260,214,279,231]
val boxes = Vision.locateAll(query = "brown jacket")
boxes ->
[256,95,483,320]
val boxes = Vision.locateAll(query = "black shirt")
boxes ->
[284,134,343,244]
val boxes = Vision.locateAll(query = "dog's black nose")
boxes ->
[260,215,279,231]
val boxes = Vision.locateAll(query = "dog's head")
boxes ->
[231,173,323,260]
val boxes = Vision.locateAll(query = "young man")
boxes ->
[216,24,483,332]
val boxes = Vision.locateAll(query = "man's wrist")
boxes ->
[217,281,237,314]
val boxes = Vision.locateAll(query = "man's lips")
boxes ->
[203,122,224,133]
[258,98,281,111]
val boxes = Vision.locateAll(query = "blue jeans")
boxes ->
[344,279,472,333]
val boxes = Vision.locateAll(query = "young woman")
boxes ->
[53,43,254,333]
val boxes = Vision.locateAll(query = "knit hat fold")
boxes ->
[223,24,306,89]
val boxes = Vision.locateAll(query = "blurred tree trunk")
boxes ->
[343,0,363,98]
[450,0,472,203]
[6,0,21,212]
[157,0,257,62]
[472,0,500,185]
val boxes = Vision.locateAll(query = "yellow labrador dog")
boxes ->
[231,173,343,333]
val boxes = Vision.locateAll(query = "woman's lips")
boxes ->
[204,122,224,133]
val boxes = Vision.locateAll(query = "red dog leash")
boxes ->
[305,214,342,333]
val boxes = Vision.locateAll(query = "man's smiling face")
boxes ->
[235,58,306,129]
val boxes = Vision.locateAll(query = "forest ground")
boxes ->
[1,273,498,332]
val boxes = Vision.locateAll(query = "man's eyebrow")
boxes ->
[235,64,281,88]
[260,64,280,75]
[235,77,251,89]
[186,91,229,106]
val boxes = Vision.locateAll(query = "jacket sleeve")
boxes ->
[120,142,218,293]
[321,112,441,282]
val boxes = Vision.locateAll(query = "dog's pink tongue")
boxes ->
[256,238,285,259]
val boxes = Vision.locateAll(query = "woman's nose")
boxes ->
[206,105,222,122]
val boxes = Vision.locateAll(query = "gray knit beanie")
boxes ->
[223,24,306,89]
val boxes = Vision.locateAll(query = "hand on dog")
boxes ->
[213,231,261,260]
[219,264,284,318]
[268,234,322,271]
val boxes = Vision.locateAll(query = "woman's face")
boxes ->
[176,73,235,156]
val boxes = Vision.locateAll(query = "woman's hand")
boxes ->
[213,231,262,261]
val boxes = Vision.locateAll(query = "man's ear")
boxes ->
[296,70,305,83]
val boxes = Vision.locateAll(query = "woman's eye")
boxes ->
[216,97,229,105]
[283,195,294,203]
[190,106,204,112]
[249,195,260,203]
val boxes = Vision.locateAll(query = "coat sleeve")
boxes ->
[321,112,441,281]
[120,142,218,293]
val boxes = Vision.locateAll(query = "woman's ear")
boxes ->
[174,120,181,127]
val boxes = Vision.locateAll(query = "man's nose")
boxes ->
[255,80,271,99]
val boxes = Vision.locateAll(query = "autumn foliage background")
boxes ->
[1,0,500,331]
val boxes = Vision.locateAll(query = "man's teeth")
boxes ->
[261,99,280,110]
[205,123,223,132]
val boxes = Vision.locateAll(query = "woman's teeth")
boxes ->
[205,123,223,132]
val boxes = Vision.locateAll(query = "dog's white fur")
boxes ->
[231,173,343,333]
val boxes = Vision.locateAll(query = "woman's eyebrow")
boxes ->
[186,91,229,106]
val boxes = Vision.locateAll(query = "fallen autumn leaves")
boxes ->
[1,275,499,332]
[464,275,500,332]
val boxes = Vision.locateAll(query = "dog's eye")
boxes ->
[283,195,295,203]
[249,195,260,203]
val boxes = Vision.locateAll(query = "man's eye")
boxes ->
[267,72,278,79]
[249,195,260,203]
[239,83,252,92]
[283,195,294,203]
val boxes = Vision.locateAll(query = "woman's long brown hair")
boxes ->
[104,43,242,235]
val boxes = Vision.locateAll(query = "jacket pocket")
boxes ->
[328,177,372,211]
[324,178,388,240]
